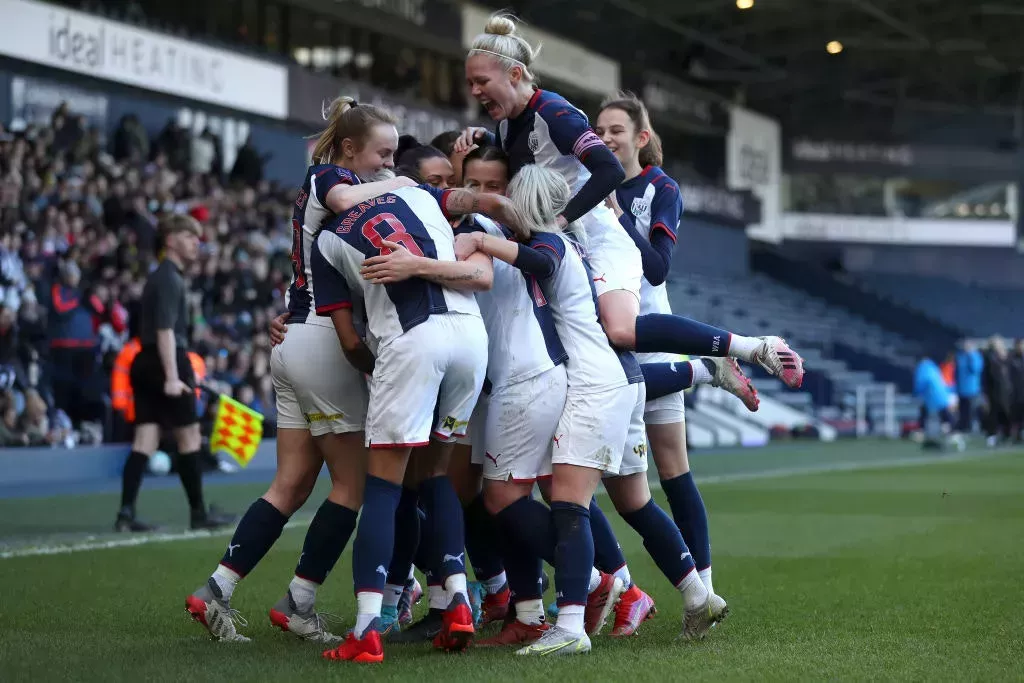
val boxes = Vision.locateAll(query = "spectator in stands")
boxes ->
[982,336,1014,446]
[0,390,27,446]
[4,101,286,450]
[915,353,956,448]
[955,340,984,433]
[1011,339,1024,442]
[230,134,267,186]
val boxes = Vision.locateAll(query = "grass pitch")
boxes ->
[1,441,1022,681]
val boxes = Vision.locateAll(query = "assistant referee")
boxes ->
[115,214,232,533]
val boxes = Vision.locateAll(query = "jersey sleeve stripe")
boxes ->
[651,222,678,243]
[315,301,352,315]
[532,242,562,259]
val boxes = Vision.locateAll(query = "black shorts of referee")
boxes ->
[129,346,198,429]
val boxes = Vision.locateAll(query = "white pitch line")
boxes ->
[652,447,1005,489]
[0,516,313,560]
[0,447,1010,561]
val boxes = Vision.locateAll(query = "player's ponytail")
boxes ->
[599,91,664,168]
[309,96,398,165]
[507,164,571,238]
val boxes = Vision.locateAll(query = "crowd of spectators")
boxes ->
[914,337,1024,447]
[0,102,292,448]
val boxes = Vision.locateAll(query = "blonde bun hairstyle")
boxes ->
[469,13,541,82]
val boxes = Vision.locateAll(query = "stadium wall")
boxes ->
[0,441,279,489]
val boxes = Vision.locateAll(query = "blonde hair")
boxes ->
[599,91,664,168]
[469,13,541,82]
[309,96,398,165]
[506,164,571,240]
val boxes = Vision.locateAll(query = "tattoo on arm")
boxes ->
[445,190,480,216]
[436,267,484,282]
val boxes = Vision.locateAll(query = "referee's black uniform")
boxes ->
[131,258,197,428]
[116,215,232,533]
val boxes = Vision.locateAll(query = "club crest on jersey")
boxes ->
[631,196,651,219]
[528,131,541,154]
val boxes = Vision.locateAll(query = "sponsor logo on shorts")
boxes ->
[484,452,499,466]
[304,411,345,424]
[440,416,469,432]
[552,433,564,448]
[593,273,607,284]
[633,442,647,458]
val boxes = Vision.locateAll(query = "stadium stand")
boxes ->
[0,110,286,447]
[855,273,1024,339]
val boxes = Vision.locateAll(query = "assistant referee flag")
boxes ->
[209,395,264,467]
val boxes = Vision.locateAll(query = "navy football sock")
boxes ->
[385,488,421,586]
[621,499,696,586]
[500,528,545,602]
[219,497,288,576]
[352,476,402,593]
[419,476,468,584]
[662,472,712,571]
[635,313,731,357]
[551,501,593,608]
[294,500,357,584]
[589,497,627,576]
[464,494,505,582]
[496,496,555,565]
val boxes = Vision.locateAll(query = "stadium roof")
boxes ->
[520,0,1024,139]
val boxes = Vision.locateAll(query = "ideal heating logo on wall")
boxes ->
[0,0,288,119]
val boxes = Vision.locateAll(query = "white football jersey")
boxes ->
[311,185,480,354]
[455,215,567,389]
[527,231,641,393]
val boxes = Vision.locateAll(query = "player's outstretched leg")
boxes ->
[641,357,760,411]
[632,315,805,389]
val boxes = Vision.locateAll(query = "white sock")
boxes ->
[515,598,546,626]
[429,584,448,610]
[587,567,602,593]
[556,604,585,635]
[444,572,469,606]
[482,570,507,596]
[407,566,416,582]
[698,568,714,596]
[288,576,318,612]
[212,564,240,602]
[354,592,383,637]
[676,568,709,611]
[383,583,404,609]
[613,565,632,590]
[688,359,714,385]
[726,334,762,363]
